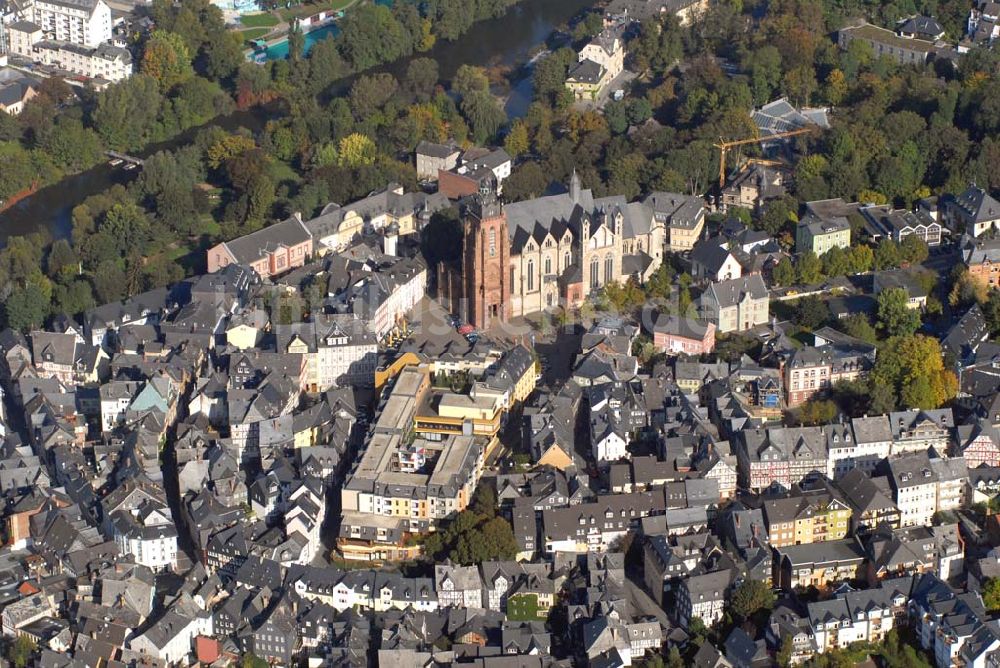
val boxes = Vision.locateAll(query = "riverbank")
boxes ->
[0,0,596,246]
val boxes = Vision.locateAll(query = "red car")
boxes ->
[457,324,476,335]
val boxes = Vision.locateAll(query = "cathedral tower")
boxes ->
[462,180,510,330]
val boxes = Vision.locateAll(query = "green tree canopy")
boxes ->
[876,287,921,337]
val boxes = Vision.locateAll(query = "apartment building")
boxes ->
[676,568,734,627]
[775,539,865,590]
[784,334,875,408]
[843,416,892,475]
[955,418,1000,468]
[33,0,111,47]
[275,314,378,391]
[808,588,896,652]
[835,469,900,534]
[762,492,851,548]
[734,426,828,493]
[207,214,313,279]
[796,214,851,256]
[890,409,953,453]
[697,274,770,334]
[338,367,485,561]
[541,491,665,554]
[943,185,1000,237]
[961,235,1000,289]
[886,452,939,527]
[305,183,449,250]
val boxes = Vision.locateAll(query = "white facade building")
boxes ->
[33,0,111,47]
[111,505,179,572]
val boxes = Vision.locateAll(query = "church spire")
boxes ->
[570,169,581,204]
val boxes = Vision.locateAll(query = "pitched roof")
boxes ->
[223,215,312,264]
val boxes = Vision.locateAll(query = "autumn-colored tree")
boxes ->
[823,69,848,106]
[337,133,377,168]
[141,30,194,90]
[504,120,529,158]
[872,335,958,409]
[207,134,256,170]
[417,18,436,51]
[858,189,888,205]
[950,269,989,307]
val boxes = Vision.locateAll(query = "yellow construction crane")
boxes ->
[713,127,817,189]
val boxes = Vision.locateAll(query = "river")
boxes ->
[0,0,594,245]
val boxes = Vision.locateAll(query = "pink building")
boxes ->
[650,315,716,355]
[207,214,313,279]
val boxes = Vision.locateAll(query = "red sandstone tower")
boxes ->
[462,180,510,330]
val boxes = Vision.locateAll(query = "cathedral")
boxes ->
[438,173,680,329]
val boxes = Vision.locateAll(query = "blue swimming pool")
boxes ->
[260,22,340,60]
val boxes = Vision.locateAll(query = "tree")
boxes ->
[207,133,256,169]
[405,57,439,101]
[504,120,529,158]
[336,133,377,168]
[984,578,1000,613]
[795,295,829,329]
[822,245,850,277]
[3,283,49,332]
[461,90,507,144]
[688,616,708,643]
[846,244,874,274]
[872,335,957,409]
[795,399,838,426]
[729,579,776,622]
[504,162,549,201]
[839,313,878,344]
[141,30,194,90]
[869,379,897,414]
[899,234,929,264]
[93,261,127,303]
[796,251,824,285]
[604,101,629,134]
[760,198,792,236]
[772,256,796,286]
[874,239,902,270]
[877,287,921,337]
[46,239,78,281]
[91,75,163,151]
[776,633,794,668]
[452,64,490,99]
[448,514,518,564]
[349,73,399,118]
[240,653,269,668]
[53,279,95,316]
[338,4,409,71]
[950,270,989,308]
[7,635,36,668]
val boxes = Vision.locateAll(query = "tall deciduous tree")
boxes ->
[141,30,194,90]
[876,287,920,337]
[872,335,957,409]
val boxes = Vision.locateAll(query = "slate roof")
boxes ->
[223,215,312,264]
[899,15,944,36]
[701,274,768,309]
[953,185,1000,225]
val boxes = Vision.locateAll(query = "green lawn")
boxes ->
[240,27,273,42]
[278,0,352,22]
[240,12,279,27]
